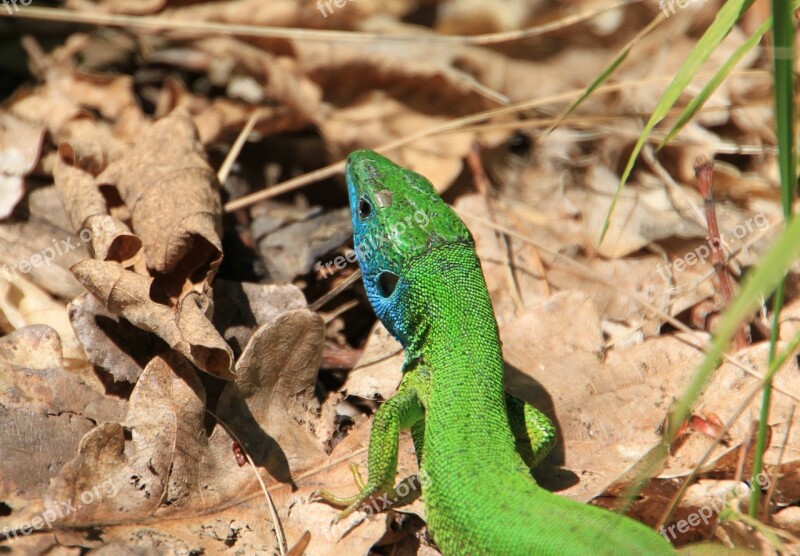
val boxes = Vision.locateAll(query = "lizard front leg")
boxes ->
[313,376,425,522]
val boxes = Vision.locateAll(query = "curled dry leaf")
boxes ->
[9,61,144,144]
[50,108,232,381]
[53,146,141,266]
[47,352,232,526]
[67,280,308,384]
[71,259,234,379]
[95,109,223,303]
[211,279,309,359]
[68,292,165,384]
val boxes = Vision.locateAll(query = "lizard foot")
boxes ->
[311,463,381,522]
[312,463,422,523]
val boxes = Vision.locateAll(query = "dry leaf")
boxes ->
[0,325,125,530]
[0,274,86,361]
[96,108,223,303]
[70,259,234,379]
[0,112,44,219]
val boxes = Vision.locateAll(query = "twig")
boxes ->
[309,269,362,312]
[206,409,288,556]
[5,2,641,46]
[222,70,766,213]
[694,157,749,350]
[217,108,267,185]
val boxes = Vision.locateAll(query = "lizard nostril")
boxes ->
[377,271,399,298]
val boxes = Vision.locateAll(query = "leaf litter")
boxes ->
[0,0,798,554]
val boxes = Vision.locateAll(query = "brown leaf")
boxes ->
[0,325,125,530]
[341,321,404,401]
[0,218,88,301]
[211,279,309,360]
[218,308,327,481]
[501,291,704,500]
[68,292,166,384]
[96,108,223,304]
[258,207,352,282]
[40,308,360,553]
[319,93,474,190]
[195,37,323,125]
[70,259,234,379]
[0,112,44,219]
[0,274,86,361]
[53,148,141,266]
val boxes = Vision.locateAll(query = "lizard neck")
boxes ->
[394,243,508,417]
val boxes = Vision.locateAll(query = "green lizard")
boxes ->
[314,150,674,555]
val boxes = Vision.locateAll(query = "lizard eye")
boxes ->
[377,271,399,298]
[357,197,372,219]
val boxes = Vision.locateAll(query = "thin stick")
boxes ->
[694,157,748,349]
[222,69,766,213]
[5,2,640,45]
[309,269,362,312]
[217,109,267,185]
[206,409,288,556]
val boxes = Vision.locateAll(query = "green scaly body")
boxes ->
[315,150,674,555]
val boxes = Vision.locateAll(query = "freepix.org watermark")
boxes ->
[2,0,32,15]
[316,0,355,18]
[659,472,771,541]
[1,479,118,542]
[323,470,430,541]
[316,208,430,279]
[658,0,708,17]
[0,221,115,282]
[655,212,769,282]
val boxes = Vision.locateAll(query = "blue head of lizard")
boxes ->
[345,149,473,344]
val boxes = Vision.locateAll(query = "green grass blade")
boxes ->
[750,0,795,517]
[541,16,663,140]
[659,16,772,148]
[770,6,797,217]
[599,0,755,245]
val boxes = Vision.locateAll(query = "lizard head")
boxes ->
[345,149,473,334]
